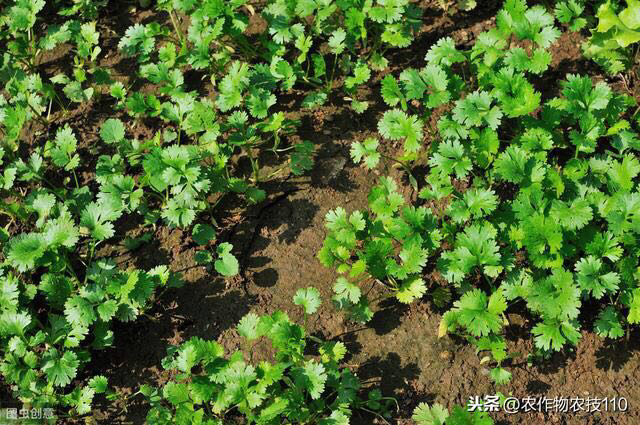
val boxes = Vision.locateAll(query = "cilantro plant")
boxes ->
[584,0,640,74]
[318,177,442,322]
[119,0,253,78]
[359,1,562,177]
[0,79,241,420]
[57,0,107,20]
[51,21,112,105]
[0,3,267,410]
[0,57,53,150]
[140,290,395,424]
[3,0,640,421]
[554,0,587,32]
[0,115,241,417]
[0,0,112,148]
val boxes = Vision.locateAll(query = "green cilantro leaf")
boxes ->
[5,233,47,272]
[237,312,260,341]
[449,289,505,337]
[595,306,624,339]
[293,287,322,315]
[328,28,346,55]
[412,402,448,425]
[533,319,581,351]
[41,349,79,387]
[215,242,239,277]
[290,141,314,176]
[293,361,327,400]
[425,37,466,66]
[377,109,423,154]
[428,140,472,178]
[452,91,503,130]
[350,137,380,169]
[575,256,620,299]
[192,223,216,246]
[396,276,426,304]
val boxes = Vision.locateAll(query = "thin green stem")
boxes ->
[328,54,338,91]
[272,132,281,152]
[245,149,260,183]
[64,252,81,284]
[158,33,182,46]
[358,406,392,425]
[169,10,186,49]
[305,57,311,79]
[379,153,417,187]
[87,240,96,264]
[231,37,258,59]
[264,166,287,180]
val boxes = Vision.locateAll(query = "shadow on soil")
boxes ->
[354,352,423,423]
[88,276,254,422]
[595,329,640,372]
[369,298,410,336]
[357,352,421,393]
[236,195,321,284]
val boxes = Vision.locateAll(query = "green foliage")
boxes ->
[439,223,502,284]
[3,0,640,421]
[595,306,625,338]
[293,287,322,315]
[141,304,391,424]
[381,63,451,111]
[378,109,424,157]
[441,289,507,337]
[192,223,216,246]
[214,242,239,277]
[0,240,182,412]
[496,1,560,48]
[584,0,640,74]
[413,402,449,425]
[438,0,478,13]
[100,118,125,144]
[260,0,422,108]
[320,0,640,394]
[318,177,442,320]
[555,1,587,31]
[350,137,381,169]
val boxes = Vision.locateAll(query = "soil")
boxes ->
[4,1,640,424]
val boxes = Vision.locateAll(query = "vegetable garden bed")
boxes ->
[1,0,640,424]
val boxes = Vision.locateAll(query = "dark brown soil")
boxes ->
[5,1,640,425]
